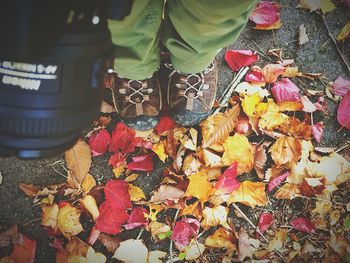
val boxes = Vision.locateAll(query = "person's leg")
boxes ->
[108,0,164,80]
[162,0,259,74]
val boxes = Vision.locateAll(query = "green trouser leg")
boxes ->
[161,0,259,74]
[108,0,164,80]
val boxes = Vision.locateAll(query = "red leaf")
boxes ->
[290,217,316,234]
[127,154,154,172]
[268,171,289,192]
[245,69,265,83]
[271,78,300,103]
[109,122,136,154]
[215,163,240,194]
[96,201,129,235]
[225,50,259,72]
[257,213,274,234]
[250,1,280,26]
[301,178,326,197]
[337,91,350,129]
[124,207,148,230]
[311,122,324,143]
[333,76,350,97]
[172,218,200,251]
[104,180,132,210]
[89,129,111,157]
[9,233,36,263]
[155,115,175,135]
[108,152,126,168]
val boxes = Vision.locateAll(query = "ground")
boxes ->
[0,0,349,262]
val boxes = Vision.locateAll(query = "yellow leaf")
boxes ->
[268,229,287,252]
[125,173,139,182]
[228,181,267,207]
[152,141,167,162]
[179,201,202,219]
[201,205,230,229]
[81,174,96,194]
[113,161,127,179]
[274,183,301,199]
[147,204,164,222]
[241,92,261,117]
[42,203,59,229]
[182,128,198,151]
[204,227,237,251]
[201,105,240,148]
[86,246,106,263]
[57,203,83,239]
[113,239,148,263]
[298,0,335,13]
[269,136,302,167]
[149,221,171,240]
[259,101,289,130]
[128,184,146,202]
[147,250,167,263]
[222,134,254,174]
[282,66,301,78]
[65,139,92,188]
[182,153,201,176]
[278,101,304,112]
[184,171,214,204]
[80,195,99,221]
[337,21,350,41]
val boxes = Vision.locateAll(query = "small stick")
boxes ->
[319,13,350,74]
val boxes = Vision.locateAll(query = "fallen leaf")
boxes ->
[337,21,350,41]
[96,201,129,235]
[127,154,154,172]
[147,250,167,263]
[149,221,171,241]
[108,152,126,168]
[81,174,96,194]
[179,200,203,219]
[332,76,350,96]
[222,134,254,174]
[238,227,260,262]
[198,148,222,167]
[65,139,92,188]
[228,181,268,207]
[254,143,269,180]
[298,24,309,45]
[215,163,240,194]
[182,128,198,151]
[259,100,289,130]
[224,50,259,71]
[330,234,349,256]
[201,105,240,148]
[204,227,236,251]
[42,203,59,229]
[298,0,335,13]
[337,91,350,129]
[100,101,115,113]
[57,202,83,239]
[235,82,269,98]
[147,204,164,222]
[182,153,201,176]
[172,218,200,251]
[155,115,175,135]
[301,177,326,197]
[290,217,316,234]
[329,209,341,226]
[9,233,36,263]
[268,229,287,251]
[269,136,302,166]
[268,171,290,192]
[283,66,301,78]
[98,233,121,253]
[245,69,266,85]
[183,241,205,261]
[250,1,280,27]
[125,173,139,182]
[274,183,301,199]
[258,213,274,234]
[104,180,131,210]
[271,78,300,103]
[128,184,146,202]
[0,225,18,248]
[124,207,148,230]
[152,141,167,162]
[150,184,184,204]
[201,205,230,229]
[255,19,282,30]
[113,239,148,263]
[242,92,261,117]
[88,129,110,157]
[279,116,312,141]
[261,64,285,83]
[86,246,106,263]
[80,195,99,221]
[184,171,214,204]
[109,122,136,154]
[301,96,317,113]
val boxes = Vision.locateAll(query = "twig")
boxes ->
[319,13,350,74]
[136,228,144,240]
[169,209,180,263]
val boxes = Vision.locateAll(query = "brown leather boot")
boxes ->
[167,61,218,126]
[112,72,162,131]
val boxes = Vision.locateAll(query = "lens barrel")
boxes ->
[0,0,114,158]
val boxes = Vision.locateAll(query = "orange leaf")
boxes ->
[274,183,301,199]
[279,116,312,140]
[204,227,237,251]
[259,100,289,130]
[184,171,214,204]
[261,64,285,83]
[269,136,302,166]
[228,181,268,207]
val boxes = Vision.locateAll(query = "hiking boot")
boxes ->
[112,72,162,131]
[167,61,218,126]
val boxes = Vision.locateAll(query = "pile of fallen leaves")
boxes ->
[1,1,350,262]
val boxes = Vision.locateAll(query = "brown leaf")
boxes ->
[98,233,121,253]
[165,130,177,159]
[100,101,115,113]
[269,136,302,167]
[201,104,240,148]
[19,183,62,198]
[93,116,112,127]
[298,24,309,45]
[0,225,18,248]
[279,116,312,140]
[65,139,92,188]
[238,227,260,262]
[254,143,269,179]
[150,185,184,204]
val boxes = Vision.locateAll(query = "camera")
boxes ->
[0,0,130,158]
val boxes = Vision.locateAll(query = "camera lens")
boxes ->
[0,0,114,158]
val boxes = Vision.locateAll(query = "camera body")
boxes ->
[0,0,129,158]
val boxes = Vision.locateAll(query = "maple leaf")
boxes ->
[238,227,260,262]
[298,0,335,14]
[127,154,154,172]
[224,50,259,71]
[88,129,110,157]
[332,76,350,96]
[155,115,175,135]
[150,184,184,204]
[42,203,59,229]
[9,233,36,263]
[128,184,146,202]
[172,218,200,251]
[201,104,240,148]
[269,136,302,167]
[271,78,301,103]
[228,181,268,207]
[65,139,92,189]
[80,195,99,221]
[268,171,290,192]
[184,171,214,204]
[290,217,316,234]
[258,212,274,234]
[201,205,230,229]
[113,239,148,263]
[261,64,285,83]
[250,1,280,26]
[215,163,240,194]
[222,134,254,174]
[108,122,136,154]
[57,202,83,239]
[241,92,261,117]
[124,207,148,230]
[337,91,350,129]
[204,227,237,251]
[104,180,132,210]
[95,201,129,235]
